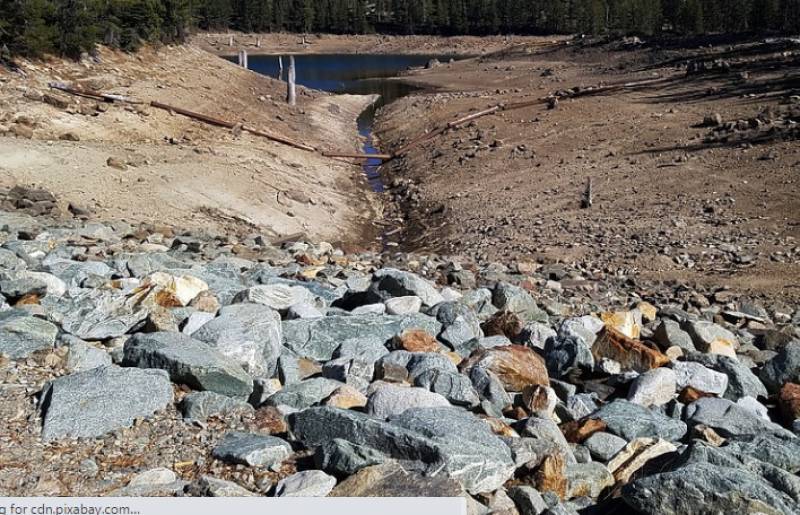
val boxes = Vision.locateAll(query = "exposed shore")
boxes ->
[0,44,381,248]
[372,38,800,303]
[192,32,568,57]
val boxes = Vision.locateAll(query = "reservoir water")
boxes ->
[241,54,454,191]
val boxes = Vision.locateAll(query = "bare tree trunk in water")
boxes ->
[287,56,296,106]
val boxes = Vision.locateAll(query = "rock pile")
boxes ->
[703,105,800,146]
[0,207,799,513]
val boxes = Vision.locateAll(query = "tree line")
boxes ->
[196,0,800,36]
[0,0,191,57]
[2,1,799,58]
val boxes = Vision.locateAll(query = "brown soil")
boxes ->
[0,44,380,247]
[373,38,800,302]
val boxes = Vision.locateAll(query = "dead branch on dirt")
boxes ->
[391,75,669,160]
[581,178,593,209]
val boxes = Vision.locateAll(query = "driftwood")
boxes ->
[390,74,669,160]
[148,101,316,152]
[48,82,142,104]
[448,105,502,128]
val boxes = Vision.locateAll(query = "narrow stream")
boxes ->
[242,54,453,191]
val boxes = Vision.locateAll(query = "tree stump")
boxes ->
[287,56,296,106]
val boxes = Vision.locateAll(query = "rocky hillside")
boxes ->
[0,191,799,513]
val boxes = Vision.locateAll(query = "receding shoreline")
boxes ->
[192,32,567,58]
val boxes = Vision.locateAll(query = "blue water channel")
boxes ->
[240,53,455,192]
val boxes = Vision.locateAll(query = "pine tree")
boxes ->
[678,0,704,34]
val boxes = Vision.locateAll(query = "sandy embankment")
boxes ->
[0,44,380,247]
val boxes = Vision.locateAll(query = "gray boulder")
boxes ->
[368,268,444,307]
[0,310,58,358]
[274,470,336,497]
[333,338,389,363]
[330,462,464,497]
[414,369,481,408]
[685,397,796,440]
[584,432,627,462]
[64,337,112,372]
[314,438,388,476]
[653,320,695,352]
[460,288,498,321]
[428,301,483,355]
[283,313,441,361]
[193,303,282,377]
[286,302,324,320]
[623,462,799,515]
[366,383,451,419]
[492,283,547,323]
[0,248,27,271]
[212,431,292,468]
[468,366,512,415]
[518,417,576,464]
[40,366,173,441]
[322,357,374,392]
[123,332,253,398]
[52,288,149,340]
[591,399,687,441]
[291,406,516,494]
[759,341,800,393]
[180,391,254,421]
[385,296,422,315]
[44,259,112,287]
[672,360,728,395]
[233,284,317,312]
[544,335,594,379]
[406,352,458,379]
[565,462,614,499]
[185,475,257,497]
[564,393,599,420]
[266,377,343,410]
[681,320,738,352]
[0,276,47,299]
[627,367,677,407]
[508,485,548,515]
[519,323,557,351]
[722,434,800,473]
[684,351,768,400]
[676,441,800,500]
[181,311,215,335]
[558,317,603,348]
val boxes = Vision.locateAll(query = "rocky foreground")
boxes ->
[0,189,799,513]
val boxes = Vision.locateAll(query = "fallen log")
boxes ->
[149,100,236,128]
[243,125,317,152]
[148,101,317,152]
[392,126,448,157]
[392,75,670,159]
[49,82,141,103]
[447,105,502,128]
